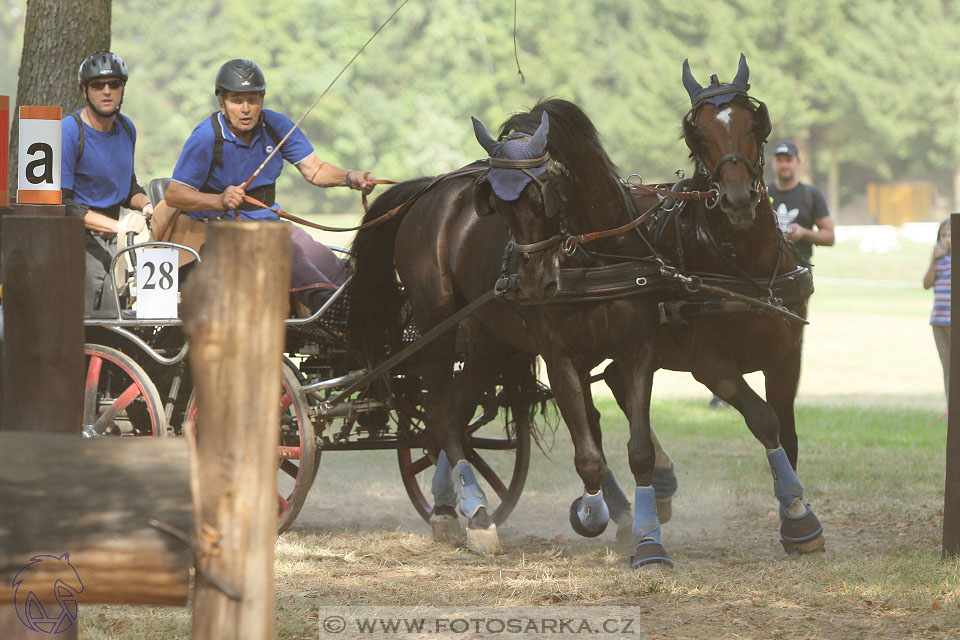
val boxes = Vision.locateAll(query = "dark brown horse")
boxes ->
[349,99,677,562]
[473,55,824,562]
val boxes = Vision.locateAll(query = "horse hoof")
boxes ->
[656,497,672,525]
[466,524,500,555]
[430,512,462,544]
[781,532,826,555]
[568,496,608,538]
[630,539,674,570]
[780,505,824,555]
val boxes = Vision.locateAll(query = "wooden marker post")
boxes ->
[0,96,9,208]
[181,222,290,640]
[16,105,61,208]
[944,211,960,557]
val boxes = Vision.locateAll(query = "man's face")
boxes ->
[774,153,799,182]
[220,90,264,134]
[83,76,125,116]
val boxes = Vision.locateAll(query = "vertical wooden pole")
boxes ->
[182,222,289,640]
[944,212,960,557]
[0,213,82,638]
[0,95,9,208]
[1,214,83,433]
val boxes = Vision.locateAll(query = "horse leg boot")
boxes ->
[618,350,673,569]
[603,361,678,525]
[429,451,462,544]
[547,361,609,538]
[709,372,824,555]
[631,486,673,569]
[451,459,499,554]
[768,447,824,554]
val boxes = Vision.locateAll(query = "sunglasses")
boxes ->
[88,79,124,91]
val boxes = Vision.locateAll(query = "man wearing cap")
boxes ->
[63,51,153,312]
[163,58,378,312]
[768,140,834,263]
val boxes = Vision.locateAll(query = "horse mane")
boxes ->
[498,98,620,188]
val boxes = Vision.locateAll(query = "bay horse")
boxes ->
[349,99,677,562]
[472,55,823,563]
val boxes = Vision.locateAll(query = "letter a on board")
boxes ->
[25,142,54,184]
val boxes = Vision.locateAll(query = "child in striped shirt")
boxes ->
[923,217,952,417]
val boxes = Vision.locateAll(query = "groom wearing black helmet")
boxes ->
[62,51,152,311]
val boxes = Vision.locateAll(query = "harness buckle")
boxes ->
[562,236,578,256]
[705,183,721,209]
[635,277,648,287]
[659,264,679,279]
[683,275,702,293]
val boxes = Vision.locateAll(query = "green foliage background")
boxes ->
[2,0,960,215]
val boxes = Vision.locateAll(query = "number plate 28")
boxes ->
[135,247,179,319]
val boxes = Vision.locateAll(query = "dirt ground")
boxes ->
[266,447,958,640]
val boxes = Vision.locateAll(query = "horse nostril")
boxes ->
[543,280,558,298]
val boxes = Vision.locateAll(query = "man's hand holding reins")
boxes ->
[219,185,246,211]
[346,170,377,195]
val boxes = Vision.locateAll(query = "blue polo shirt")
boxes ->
[61,111,137,214]
[171,109,314,220]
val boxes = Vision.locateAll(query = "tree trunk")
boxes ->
[7,0,110,191]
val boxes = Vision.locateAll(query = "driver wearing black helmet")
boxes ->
[163,58,378,312]
[62,50,153,312]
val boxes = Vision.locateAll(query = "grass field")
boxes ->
[79,226,960,639]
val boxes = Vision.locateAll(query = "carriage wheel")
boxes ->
[184,361,316,534]
[83,344,168,438]
[397,413,531,526]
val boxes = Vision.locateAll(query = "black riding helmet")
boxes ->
[78,51,128,86]
[215,59,266,95]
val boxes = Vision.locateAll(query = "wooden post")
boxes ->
[944,211,960,557]
[0,95,9,208]
[0,211,82,638]
[181,222,289,640]
[0,433,193,605]
[1,214,83,433]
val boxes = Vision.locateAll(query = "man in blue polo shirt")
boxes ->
[62,51,153,312]
[164,58,377,311]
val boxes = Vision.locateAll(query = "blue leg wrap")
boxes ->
[652,466,678,500]
[599,468,631,522]
[632,486,662,544]
[767,447,804,514]
[452,459,488,519]
[577,489,610,532]
[431,451,456,508]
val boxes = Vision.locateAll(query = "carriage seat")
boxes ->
[148,178,171,209]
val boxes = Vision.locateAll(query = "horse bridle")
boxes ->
[474,132,571,255]
[683,90,770,209]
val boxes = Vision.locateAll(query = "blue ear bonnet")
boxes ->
[484,137,548,201]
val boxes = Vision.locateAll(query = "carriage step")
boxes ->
[301,369,368,394]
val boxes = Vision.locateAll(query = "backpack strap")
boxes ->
[71,112,85,164]
[262,116,281,147]
[72,111,135,165]
[208,111,225,175]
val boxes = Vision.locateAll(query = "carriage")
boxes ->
[83,54,826,567]
[81,180,538,534]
